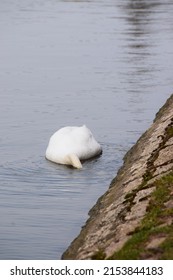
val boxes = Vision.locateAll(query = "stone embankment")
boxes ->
[62,94,173,260]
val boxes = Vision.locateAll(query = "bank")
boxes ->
[62,94,173,260]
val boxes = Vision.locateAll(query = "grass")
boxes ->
[108,172,173,260]
[91,120,173,260]
[91,250,106,260]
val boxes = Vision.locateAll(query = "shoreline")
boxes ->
[62,94,173,260]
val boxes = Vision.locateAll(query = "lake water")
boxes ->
[0,0,173,259]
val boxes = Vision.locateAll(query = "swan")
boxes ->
[45,125,102,169]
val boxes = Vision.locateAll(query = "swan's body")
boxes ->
[45,125,102,168]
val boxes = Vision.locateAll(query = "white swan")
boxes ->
[45,125,102,169]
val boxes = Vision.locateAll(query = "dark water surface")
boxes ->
[0,0,173,259]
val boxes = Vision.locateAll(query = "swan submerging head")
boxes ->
[45,125,102,169]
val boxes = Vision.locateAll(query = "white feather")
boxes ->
[45,125,102,168]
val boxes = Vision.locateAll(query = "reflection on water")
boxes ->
[0,0,173,259]
[120,1,160,104]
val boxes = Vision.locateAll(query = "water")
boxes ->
[0,0,173,259]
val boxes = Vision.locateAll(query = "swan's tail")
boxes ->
[67,154,82,169]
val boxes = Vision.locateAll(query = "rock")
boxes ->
[146,237,166,250]
[62,94,173,260]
